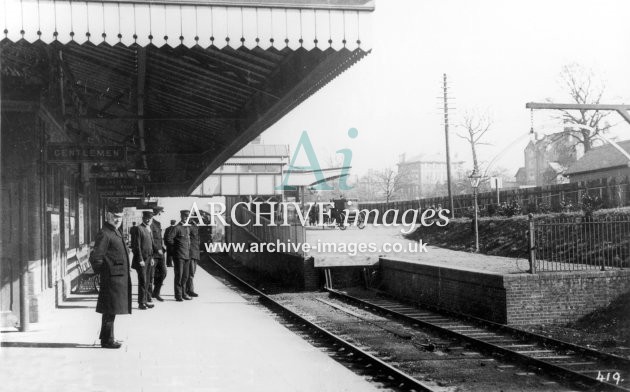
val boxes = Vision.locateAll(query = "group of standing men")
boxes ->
[89,207,201,349]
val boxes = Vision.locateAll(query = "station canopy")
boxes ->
[0,0,373,196]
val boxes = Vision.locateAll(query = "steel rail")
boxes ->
[326,288,630,392]
[207,256,436,392]
[364,288,630,368]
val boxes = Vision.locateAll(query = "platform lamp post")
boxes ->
[469,170,482,252]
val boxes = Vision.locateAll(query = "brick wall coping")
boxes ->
[380,257,506,277]
[380,257,630,282]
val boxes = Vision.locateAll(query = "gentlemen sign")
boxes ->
[99,186,144,197]
[96,178,137,187]
[47,144,125,162]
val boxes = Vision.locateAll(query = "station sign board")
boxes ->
[98,186,144,197]
[47,144,126,163]
[95,178,138,188]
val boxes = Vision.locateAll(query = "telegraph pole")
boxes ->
[442,74,455,218]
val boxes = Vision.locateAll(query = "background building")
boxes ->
[397,153,465,199]
[516,131,583,187]
[566,140,630,183]
[192,137,289,198]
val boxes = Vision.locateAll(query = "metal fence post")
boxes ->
[528,213,536,274]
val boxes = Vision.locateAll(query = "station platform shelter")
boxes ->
[0,0,374,330]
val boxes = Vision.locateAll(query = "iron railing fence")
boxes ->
[530,215,630,272]
[361,179,630,222]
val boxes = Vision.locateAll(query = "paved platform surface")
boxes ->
[0,260,378,392]
[308,225,529,274]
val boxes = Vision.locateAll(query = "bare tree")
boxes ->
[458,111,492,174]
[374,167,406,205]
[554,63,611,152]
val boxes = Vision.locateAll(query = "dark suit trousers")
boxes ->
[186,259,197,294]
[166,248,173,267]
[173,258,190,300]
[146,262,155,301]
[153,257,167,296]
[99,313,116,342]
[135,265,151,305]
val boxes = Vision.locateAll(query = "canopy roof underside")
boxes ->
[1,0,372,196]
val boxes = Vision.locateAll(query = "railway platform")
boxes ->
[305,226,630,325]
[0,259,378,392]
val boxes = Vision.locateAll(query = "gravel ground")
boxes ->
[519,324,630,357]
[272,291,577,392]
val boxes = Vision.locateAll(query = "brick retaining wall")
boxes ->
[504,271,630,325]
[227,226,319,290]
[380,258,630,325]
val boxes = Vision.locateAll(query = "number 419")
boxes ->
[597,371,622,385]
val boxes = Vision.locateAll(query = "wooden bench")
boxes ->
[72,257,100,294]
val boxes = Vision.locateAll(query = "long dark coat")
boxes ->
[89,223,132,315]
[150,220,164,260]
[130,223,153,269]
[189,223,200,260]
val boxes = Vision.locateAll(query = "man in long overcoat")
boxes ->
[165,210,191,301]
[150,206,167,301]
[131,211,155,309]
[89,209,132,349]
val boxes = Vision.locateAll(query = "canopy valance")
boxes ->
[2,0,372,50]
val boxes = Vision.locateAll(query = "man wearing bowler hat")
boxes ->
[131,211,155,309]
[150,206,167,301]
[89,207,132,349]
[166,210,191,301]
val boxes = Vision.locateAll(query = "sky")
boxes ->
[259,0,630,178]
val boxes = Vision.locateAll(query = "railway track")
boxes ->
[207,255,436,392]
[326,288,630,392]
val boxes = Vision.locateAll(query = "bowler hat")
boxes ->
[180,210,190,215]
[142,211,154,218]
[153,206,164,214]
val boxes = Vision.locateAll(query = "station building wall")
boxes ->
[1,103,102,328]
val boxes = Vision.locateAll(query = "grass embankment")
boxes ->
[406,215,530,256]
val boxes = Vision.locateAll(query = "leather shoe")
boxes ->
[146,302,155,308]
[182,295,192,300]
[139,304,148,309]
[101,340,122,349]
[175,298,183,302]
[154,295,164,302]
[188,292,199,297]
